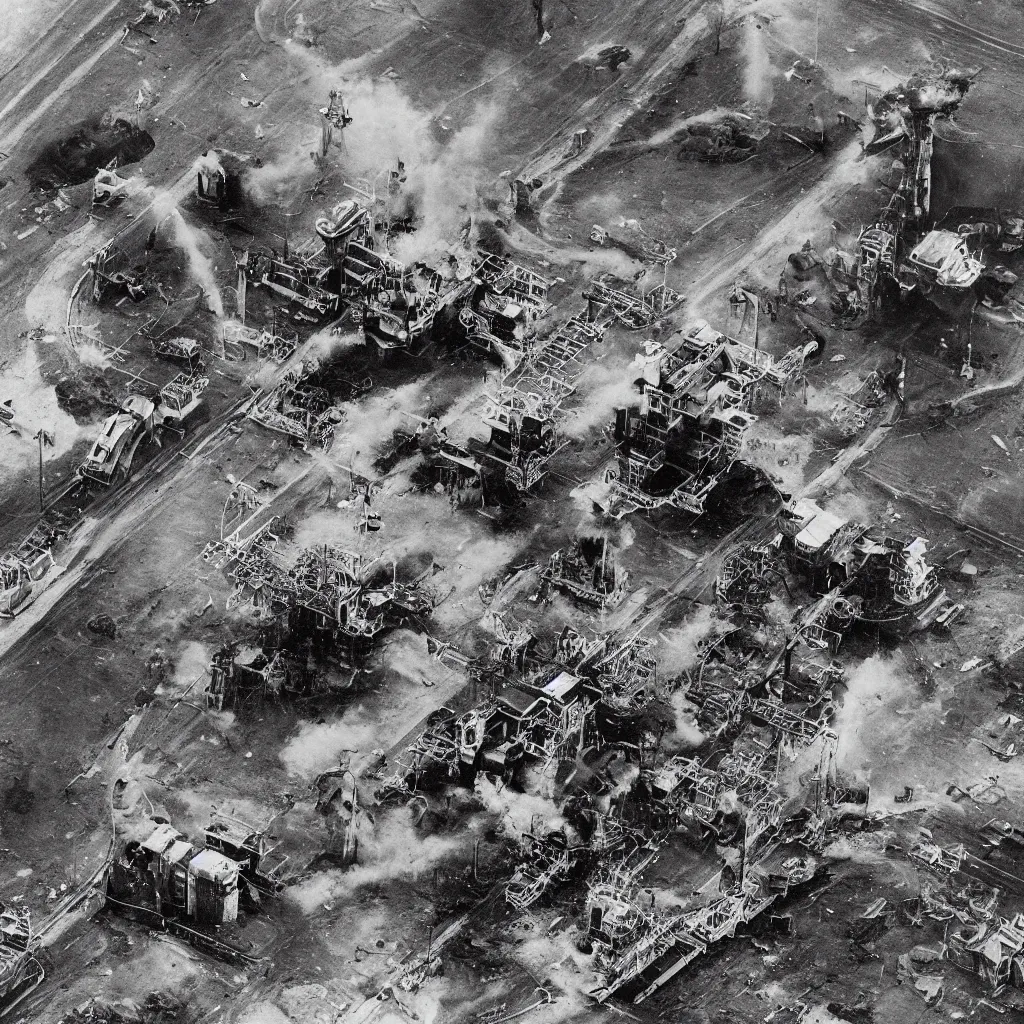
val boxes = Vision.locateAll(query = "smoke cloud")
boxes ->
[152,192,225,317]
[288,806,474,912]
[153,640,211,699]
[474,776,564,835]
[742,19,774,108]
[279,705,380,778]
[666,690,706,750]
[562,358,640,441]
[657,604,719,678]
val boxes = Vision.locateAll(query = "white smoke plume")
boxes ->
[304,326,364,363]
[510,929,597,1024]
[153,640,211,698]
[381,629,461,688]
[832,654,910,774]
[562,358,640,441]
[387,105,500,265]
[742,18,774,108]
[75,342,113,369]
[657,604,719,678]
[239,50,501,262]
[279,705,380,778]
[666,690,705,750]
[152,192,225,317]
[828,653,972,812]
[245,142,321,205]
[474,776,564,835]
[0,343,92,486]
[287,806,474,912]
[329,378,431,478]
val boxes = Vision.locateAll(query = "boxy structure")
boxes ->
[603,321,814,519]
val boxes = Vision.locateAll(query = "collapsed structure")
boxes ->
[600,321,816,518]
[378,620,657,799]
[201,512,434,661]
[9,45,1000,1021]
[542,536,629,609]
[814,66,1004,317]
[0,513,75,618]
[436,248,683,496]
[740,497,965,633]
[246,359,343,452]
[0,904,44,1014]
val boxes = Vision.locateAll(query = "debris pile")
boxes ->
[542,535,629,609]
[202,515,434,659]
[247,360,342,452]
[78,373,208,485]
[599,320,815,518]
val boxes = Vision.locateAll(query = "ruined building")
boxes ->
[603,320,813,518]
[202,517,434,658]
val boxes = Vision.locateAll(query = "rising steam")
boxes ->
[152,192,225,317]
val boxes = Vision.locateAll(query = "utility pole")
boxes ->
[37,430,44,511]
[34,429,53,512]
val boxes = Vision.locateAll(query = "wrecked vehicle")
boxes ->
[92,166,130,207]
[906,229,984,291]
[542,536,629,609]
[937,206,1024,253]
[151,335,205,370]
[78,374,209,486]
[676,112,770,163]
[0,514,74,618]
[0,903,44,1014]
[588,850,820,1004]
[776,498,963,630]
[246,358,341,451]
[196,149,227,205]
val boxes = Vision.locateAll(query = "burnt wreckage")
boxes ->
[720,497,963,634]
[106,816,286,962]
[7,50,999,1021]
[601,320,816,518]
[239,184,561,365]
[238,187,474,354]
[201,511,434,664]
[0,904,44,1015]
[375,593,840,1004]
[368,486,967,1004]
[437,253,684,496]
[823,66,1017,315]
[542,535,629,609]
[377,620,658,798]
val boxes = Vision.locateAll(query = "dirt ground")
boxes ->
[3,0,1024,1021]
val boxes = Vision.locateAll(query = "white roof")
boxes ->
[542,671,581,703]
[189,848,239,882]
[795,509,848,550]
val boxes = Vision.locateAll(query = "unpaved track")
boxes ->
[0,0,128,150]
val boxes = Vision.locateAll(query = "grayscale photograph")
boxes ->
[0,0,1020,1021]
